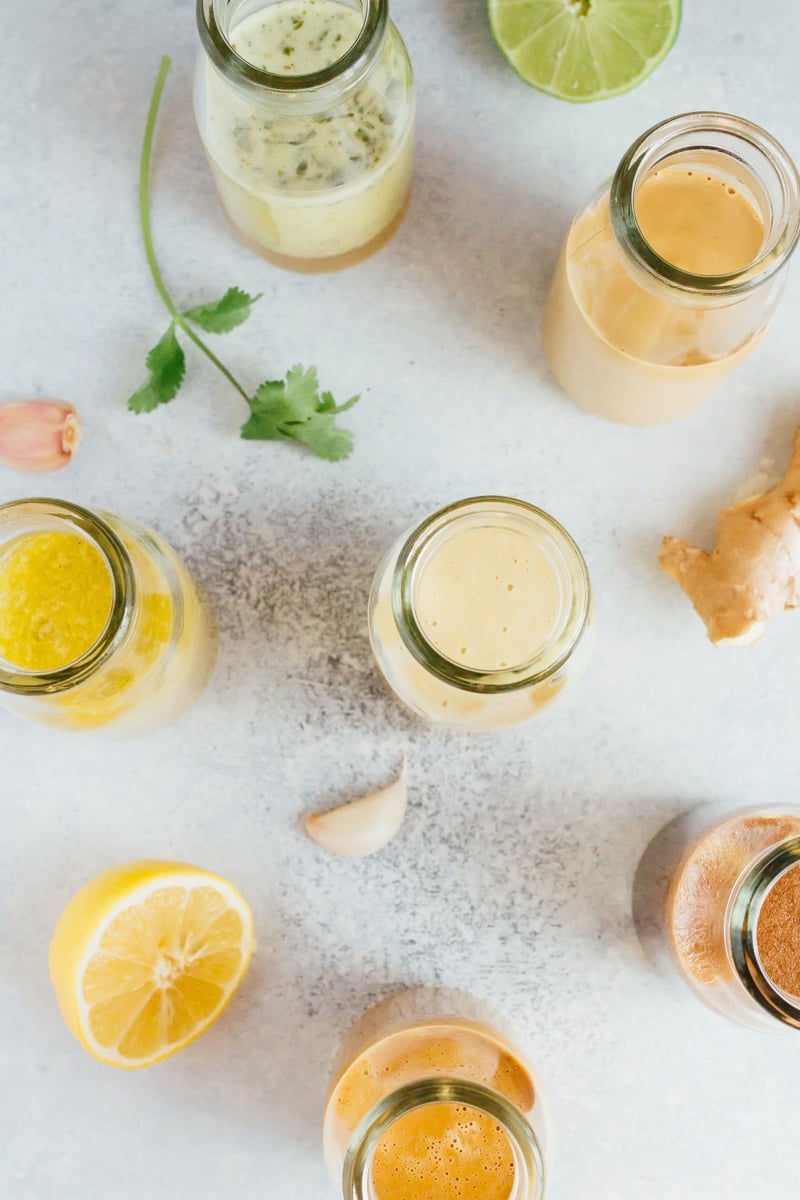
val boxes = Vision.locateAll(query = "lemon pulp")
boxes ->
[49,861,255,1068]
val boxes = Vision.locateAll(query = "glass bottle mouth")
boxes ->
[729,836,800,1028]
[0,499,133,696]
[391,497,591,695]
[197,0,387,95]
[610,111,800,298]
[342,1078,545,1200]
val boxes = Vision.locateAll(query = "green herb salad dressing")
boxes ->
[196,0,415,267]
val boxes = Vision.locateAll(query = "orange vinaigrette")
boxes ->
[324,992,547,1200]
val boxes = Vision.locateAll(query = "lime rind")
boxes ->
[488,0,682,102]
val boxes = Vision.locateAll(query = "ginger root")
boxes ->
[659,427,800,644]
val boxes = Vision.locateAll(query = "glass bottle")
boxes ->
[368,497,592,731]
[323,988,549,1200]
[0,499,215,734]
[195,0,415,271]
[543,112,800,424]
[636,803,800,1029]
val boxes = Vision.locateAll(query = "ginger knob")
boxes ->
[659,427,800,644]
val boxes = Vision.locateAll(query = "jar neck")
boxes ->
[391,497,591,694]
[729,837,800,1027]
[0,499,133,695]
[610,111,800,300]
[197,0,388,106]
[342,1078,544,1200]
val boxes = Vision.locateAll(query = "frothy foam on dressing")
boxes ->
[371,1102,516,1200]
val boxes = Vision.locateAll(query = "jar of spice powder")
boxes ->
[647,805,800,1029]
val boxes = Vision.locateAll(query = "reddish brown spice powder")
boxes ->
[757,865,800,997]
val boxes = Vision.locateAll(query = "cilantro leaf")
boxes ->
[127,323,186,413]
[290,412,354,461]
[241,365,359,460]
[240,398,299,442]
[318,390,361,414]
[281,364,323,419]
[183,287,262,334]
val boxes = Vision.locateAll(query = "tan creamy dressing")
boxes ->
[635,168,764,275]
[543,167,769,424]
[415,526,561,671]
[369,511,590,731]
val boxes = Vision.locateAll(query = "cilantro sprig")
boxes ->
[127,56,359,462]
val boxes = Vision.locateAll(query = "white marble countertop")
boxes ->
[3,1,800,1197]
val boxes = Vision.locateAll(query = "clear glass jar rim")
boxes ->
[341,1077,545,1200]
[729,835,800,1027]
[0,498,133,695]
[196,0,388,93]
[610,111,800,297]
[391,496,591,694]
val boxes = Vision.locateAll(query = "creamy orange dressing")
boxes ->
[543,166,769,423]
[324,1018,536,1199]
[0,532,112,670]
[415,526,561,671]
[635,168,764,275]
[371,1102,515,1200]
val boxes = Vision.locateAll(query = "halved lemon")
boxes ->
[49,861,255,1068]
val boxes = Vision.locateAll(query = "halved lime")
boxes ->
[488,0,682,102]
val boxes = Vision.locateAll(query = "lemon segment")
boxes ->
[488,0,682,102]
[49,861,255,1068]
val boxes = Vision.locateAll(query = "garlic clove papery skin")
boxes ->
[305,764,407,858]
[0,400,82,473]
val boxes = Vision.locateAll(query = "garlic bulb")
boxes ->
[0,400,82,473]
[305,763,408,858]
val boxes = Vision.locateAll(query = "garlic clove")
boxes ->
[305,763,407,858]
[0,400,82,473]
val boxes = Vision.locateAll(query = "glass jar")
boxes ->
[637,804,800,1029]
[323,988,549,1200]
[542,112,800,425]
[368,497,592,731]
[0,499,215,734]
[195,0,415,271]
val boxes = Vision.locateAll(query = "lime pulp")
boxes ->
[488,0,682,103]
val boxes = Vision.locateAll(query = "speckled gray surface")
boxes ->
[3,1,800,1197]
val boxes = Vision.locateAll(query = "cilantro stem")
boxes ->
[139,55,250,402]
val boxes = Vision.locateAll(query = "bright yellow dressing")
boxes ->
[0,532,112,671]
